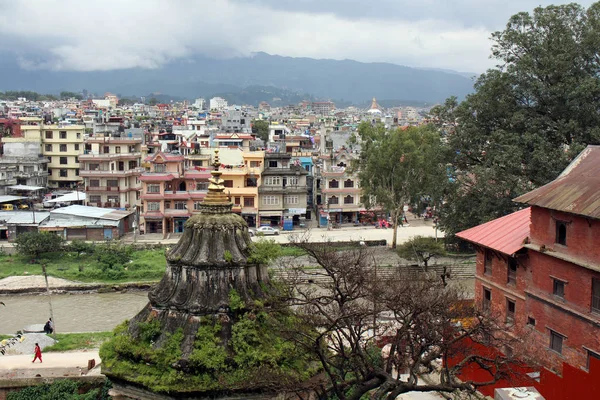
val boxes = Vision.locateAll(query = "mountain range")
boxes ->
[0,52,476,106]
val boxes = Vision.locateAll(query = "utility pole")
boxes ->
[41,263,56,337]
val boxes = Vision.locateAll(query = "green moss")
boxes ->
[101,301,319,394]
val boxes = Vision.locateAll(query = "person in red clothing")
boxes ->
[32,343,42,363]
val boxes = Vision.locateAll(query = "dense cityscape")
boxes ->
[0,95,428,238]
[1,1,600,400]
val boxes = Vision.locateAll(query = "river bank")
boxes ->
[0,275,155,296]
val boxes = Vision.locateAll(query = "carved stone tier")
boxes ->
[147,212,268,315]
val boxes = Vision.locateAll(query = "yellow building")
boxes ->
[221,150,264,227]
[43,125,85,188]
[18,120,85,188]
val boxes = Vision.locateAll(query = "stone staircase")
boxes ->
[270,260,475,284]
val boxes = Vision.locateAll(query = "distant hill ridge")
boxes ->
[0,52,474,106]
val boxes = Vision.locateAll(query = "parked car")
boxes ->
[248,226,280,236]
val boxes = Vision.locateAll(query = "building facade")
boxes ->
[317,148,362,226]
[42,124,85,188]
[258,152,308,227]
[139,152,210,235]
[80,135,144,208]
[458,145,600,375]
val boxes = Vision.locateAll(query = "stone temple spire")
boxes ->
[102,151,313,398]
[112,147,269,362]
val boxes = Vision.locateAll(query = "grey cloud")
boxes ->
[0,0,594,73]
[235,0,597,29]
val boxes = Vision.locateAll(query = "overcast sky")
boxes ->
[0,0,595,73]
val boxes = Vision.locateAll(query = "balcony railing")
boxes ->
[258,186,307,194]
[86,186,122,192]
[80,167,145,175]
[79,152,141,159]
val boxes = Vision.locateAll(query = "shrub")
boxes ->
[247,239,282,265]
[14,231,64,261]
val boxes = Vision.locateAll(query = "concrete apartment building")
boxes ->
[0,123,49,193]
[44,124,85,188]
[311,101,336,115]
[317,147,362,226]
[457,146,600,376]
[209,97,228,111]
[80,134,145,209]
[139,152,210,235]
[258,152,308,227]
[16,118,84,188]
[220,150,264,227]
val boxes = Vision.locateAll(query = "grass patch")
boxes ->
[278,246,306,257]
[0,247,166,284]
[43,332,113,352]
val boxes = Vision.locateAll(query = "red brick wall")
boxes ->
[526,251,600,372]
[530,206,600,264]
[475,249,528,329]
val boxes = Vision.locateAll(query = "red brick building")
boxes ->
[457,145,600,375]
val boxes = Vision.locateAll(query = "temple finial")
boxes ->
[202,149,231,207]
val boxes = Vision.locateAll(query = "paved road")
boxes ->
[264,224,441,244]
[0,350,100,378]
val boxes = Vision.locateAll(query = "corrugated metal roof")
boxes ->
[40,216,120,228]
[51,205,132,221]
[0,211,50,225]
[456,207,531,256]
[514,146,600,219]
[0,195,28,203]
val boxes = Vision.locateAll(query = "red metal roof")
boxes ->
[456,207,531,256]
[514,146,600,219]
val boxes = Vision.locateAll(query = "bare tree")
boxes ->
[271,239,531,400]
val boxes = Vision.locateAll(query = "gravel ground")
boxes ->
[3,333,57,356]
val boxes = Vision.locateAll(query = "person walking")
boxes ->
[32,343,42,363]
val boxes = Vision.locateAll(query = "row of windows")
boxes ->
[148,197,257,211]
[45,144,80,152]
[483,286,600,363]
[484,250,600,313]
[47,169,78,177]
[147,201,187,211]
[328,179,355,189]
[146,182,211,193]
[88,195,120,204]
[89,179,121,187]
[263,176,300,186]
[484,252,518,285]
[327,195,355,205]
[262,195,306,205]
[45,131,82,140]
[49,156,77,165]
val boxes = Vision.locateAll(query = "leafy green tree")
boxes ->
[396,235,446,271]
[59,91,83,100]
[14,231,64,261]
[148,97,159,106]
[351,123,447,248]
[434,2,600,236]
[251,119,270,142]
[67,239,95,259]
[95,241,132,271]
